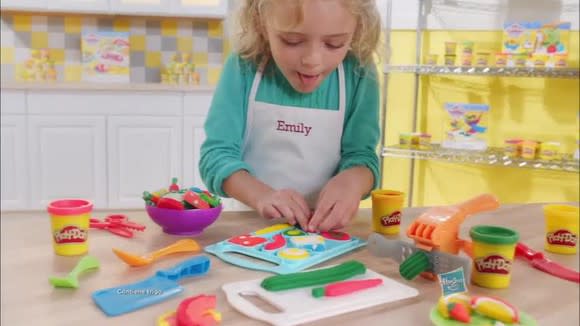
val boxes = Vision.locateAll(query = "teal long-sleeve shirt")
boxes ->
[199,53,381,198]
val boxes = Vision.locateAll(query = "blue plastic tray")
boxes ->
[205,224,366,274]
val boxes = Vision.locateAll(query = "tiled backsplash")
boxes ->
[0,13,228,85]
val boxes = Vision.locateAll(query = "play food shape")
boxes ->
[113,239,201,267]
[430,307,537,326]
[261,260,366,292]
[431,293,537,326]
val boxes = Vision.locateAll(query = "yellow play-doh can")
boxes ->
[543,205,579,254]
[399,133,413,147]
[371,190,404,235]
[47,199,92,256]
[470,225,519,289]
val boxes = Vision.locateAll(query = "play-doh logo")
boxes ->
[474,255,511,275]
[381,211,401,227]
[506,23,525,37]
[54,226,88,244]
[547,230,577,247]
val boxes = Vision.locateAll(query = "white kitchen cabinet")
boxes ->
[0,0,47,10]
[1,116,28,210]
[108,116,182,209]
[0,87,231,212]
[170,0,228,18]
[182,117,206,188]
[109,0,171,15]
[27,116,107,210]
[47,0,108,12]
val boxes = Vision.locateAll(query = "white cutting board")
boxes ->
[222,268,419,326]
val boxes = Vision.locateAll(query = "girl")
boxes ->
[200,0,382,232]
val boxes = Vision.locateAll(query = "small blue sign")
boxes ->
[438,267,468,297]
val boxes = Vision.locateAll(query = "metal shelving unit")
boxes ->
[383,145,580,173]
[380,0,580,206]
[384,65,580,79]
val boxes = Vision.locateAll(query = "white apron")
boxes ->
[242,60,346,208]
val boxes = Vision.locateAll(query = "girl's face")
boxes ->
[264,0,357,93]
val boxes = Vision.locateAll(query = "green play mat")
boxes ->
[430,307,537,326]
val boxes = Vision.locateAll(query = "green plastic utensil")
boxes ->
[49,255,100,289]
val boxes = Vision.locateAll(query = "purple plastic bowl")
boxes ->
[146,204,223,236]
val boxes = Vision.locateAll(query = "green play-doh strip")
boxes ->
[260,260,366,292]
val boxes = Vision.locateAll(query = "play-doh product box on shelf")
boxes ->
[502,22,540,54]
[535,22,571,55]
[442,103,490,151]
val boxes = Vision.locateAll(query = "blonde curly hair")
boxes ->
[232,0,382,67]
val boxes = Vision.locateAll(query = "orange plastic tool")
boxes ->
[406,194,500,255]
[113,239,201,267]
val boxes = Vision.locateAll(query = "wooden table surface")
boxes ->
[1,203,579,326]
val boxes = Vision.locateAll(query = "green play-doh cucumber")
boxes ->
[260,260,366,292]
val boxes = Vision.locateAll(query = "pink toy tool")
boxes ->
[90,214,146,238]
[515,242,580,283]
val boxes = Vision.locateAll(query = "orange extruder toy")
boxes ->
[407,193,500,254]
[405,193,500,279]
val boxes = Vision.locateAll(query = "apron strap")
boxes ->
[244,59,267,148]
[337,62,346,114]
[249,59,267,103]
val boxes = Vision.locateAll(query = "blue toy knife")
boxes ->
[92,255,210,316]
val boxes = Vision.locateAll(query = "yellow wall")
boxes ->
[382,30,579,207]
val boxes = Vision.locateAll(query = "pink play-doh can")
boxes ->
[47,199,93,256]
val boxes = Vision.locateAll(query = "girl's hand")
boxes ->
[256,189,311,229]
[308,175,360,232]
[308,166,374,232]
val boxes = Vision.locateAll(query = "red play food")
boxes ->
[320,231,351,241]
[264,234,286,251]
[228,235,267,247]
[448,302,471,323]
[157,197,185,210]
[312,278,383,298]
[176,295,220,326]
[183,191,211,209]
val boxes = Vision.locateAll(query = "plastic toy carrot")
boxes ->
[143,191,161,205]
[311,278,383,298]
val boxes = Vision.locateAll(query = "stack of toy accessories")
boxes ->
[368,193,501,282]
[143,178,221,211]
